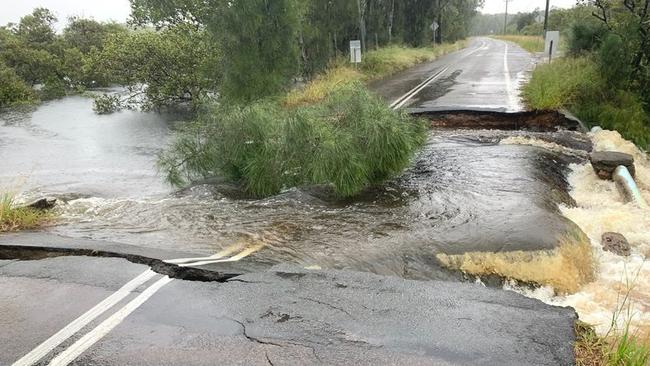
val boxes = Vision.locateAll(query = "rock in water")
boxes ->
[26,198,57,210]
[590,151,635,180]
[601,232,631,256]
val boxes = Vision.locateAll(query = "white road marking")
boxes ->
[12,269,157,366]
[164,241,247,264]
[179,243,265,267]
[504,43,511,103]
[389,40,486,110]
[390,66,450,110]
[48,276,174,366]
[502,42,520,111]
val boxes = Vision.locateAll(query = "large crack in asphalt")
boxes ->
[0,245,241,282]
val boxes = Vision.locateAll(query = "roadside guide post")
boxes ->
[350,40,362,68]
[431,21,439,45]
[544,31,560,63]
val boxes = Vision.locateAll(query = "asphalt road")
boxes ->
[370,37,536,112]
[1,255,576,366]
[0,38,579,366]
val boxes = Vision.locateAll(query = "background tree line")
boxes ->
[1,1,482,109]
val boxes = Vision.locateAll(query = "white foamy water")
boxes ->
[500,135,588,158]
[508,129,650,338]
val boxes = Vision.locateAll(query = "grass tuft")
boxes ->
[284,41,466,108]
[436,230,596,294]
[492,35,544,53]
[0,193,52,232]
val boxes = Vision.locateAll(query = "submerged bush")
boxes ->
[159,82,427,197]
[0,62,35,108]
[93,94,122,114]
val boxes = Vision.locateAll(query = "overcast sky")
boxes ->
[480,0,577,14]
[0,0,578,28]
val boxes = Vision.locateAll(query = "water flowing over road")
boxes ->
[2,37,648,365]
[0,95,588,280]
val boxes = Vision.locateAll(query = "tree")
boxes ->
[15,8,57,50]
[91,25,220,111]
[214,0,300,103]
[581,0,650,104]
[63,17,126,53]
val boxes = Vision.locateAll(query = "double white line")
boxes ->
[389,67,450,110]
[389,40,486,111]
[13,243,265,366]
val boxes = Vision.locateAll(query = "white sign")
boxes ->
[544,31,560,60]
[430,21,439,32]
[350,40,362,63]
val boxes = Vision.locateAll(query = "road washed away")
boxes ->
[502,129,650,340]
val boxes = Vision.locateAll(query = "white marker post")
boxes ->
[544,31,560,62]
[350,40,362,67]
[430,21,439,44]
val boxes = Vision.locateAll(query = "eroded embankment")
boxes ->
[412,109,585,132]
[426,114,649,341]
[531,129,650,340]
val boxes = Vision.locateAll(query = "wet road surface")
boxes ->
[0,37,583,365]
[1,256,576,366]
[371,37,535,112]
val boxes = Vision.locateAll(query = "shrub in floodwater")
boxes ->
[93,94,122,114]
[0,62,36,108]
[0,193,52,232]
[159,82,427,198]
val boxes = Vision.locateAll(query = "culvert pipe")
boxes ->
[613,165,648,209]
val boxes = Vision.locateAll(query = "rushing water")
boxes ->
[3,95,647,336]
[506,130,650,339]
[0,95,589,280]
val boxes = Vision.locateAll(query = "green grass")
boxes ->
[0,193,52,232]
[575,274,650,366]
[360,42,467,79]
[523,56,650,149]
[492,35,544,53]
[284,41,467,108]
[160,82,427,198]
[575,322,650,366]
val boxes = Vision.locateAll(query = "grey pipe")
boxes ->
[613,165,648,209]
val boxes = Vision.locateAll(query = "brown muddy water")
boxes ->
[1,96,586,277]
[1,95,647,337]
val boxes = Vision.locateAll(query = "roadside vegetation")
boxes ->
[575,277,650,366]
[488,2,650,150]
[492,35,544,53]
[160,82,427,198]
[0,193,51,232]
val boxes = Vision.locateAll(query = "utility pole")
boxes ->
[503,0,510,35]
[543,0,550,36]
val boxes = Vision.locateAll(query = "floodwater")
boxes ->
[2,94,647,338]
[1,95,586,281]
[507,130,650,339]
